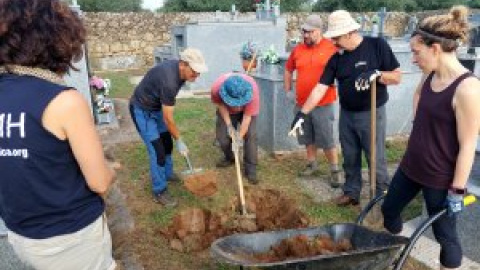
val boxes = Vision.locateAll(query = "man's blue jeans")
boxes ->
[129,104,173,195]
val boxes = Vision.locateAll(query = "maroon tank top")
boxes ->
[400,72,472,189]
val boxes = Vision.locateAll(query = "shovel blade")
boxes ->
[181,168,204,176]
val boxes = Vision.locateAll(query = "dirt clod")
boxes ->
[161,188,310,253]
[253,234,353,263]
[183,170,218,197]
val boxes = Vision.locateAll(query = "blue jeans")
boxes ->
[339,106,389,201]
[129,104,173,195]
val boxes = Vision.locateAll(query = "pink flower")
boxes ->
[90,76,105,90]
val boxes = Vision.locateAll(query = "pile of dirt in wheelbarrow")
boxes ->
[252,234,353,263]
[159,188,310,253]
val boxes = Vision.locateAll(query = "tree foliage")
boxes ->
[76,0,143,12]
[312,0,468,12]
[161,0,310,12]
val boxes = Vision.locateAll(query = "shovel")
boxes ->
[181,154,218,197]
[231,133,256,220]
[367,79,382,222]
[181,154,203,176]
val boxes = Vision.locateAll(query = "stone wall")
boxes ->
[83,10,473,71]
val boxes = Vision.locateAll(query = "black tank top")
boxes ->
[400,72,472,189]
[0,73,104,239]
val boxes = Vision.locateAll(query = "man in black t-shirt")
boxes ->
[129,48,208,207]
[289,10,402,206]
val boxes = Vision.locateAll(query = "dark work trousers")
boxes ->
[382,169,461,268]
[216,112,257,178]
[339,105,389,201]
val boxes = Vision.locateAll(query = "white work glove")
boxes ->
[176,138,189,157]
[231,130,243,152]
[286,91,295,102]
[288,111,306,137]
[355,70,381,91]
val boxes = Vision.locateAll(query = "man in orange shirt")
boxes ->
[284,14,341,187]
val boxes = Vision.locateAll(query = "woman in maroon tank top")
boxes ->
[381,6,480,270]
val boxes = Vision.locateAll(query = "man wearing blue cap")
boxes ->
[211,73,260,184]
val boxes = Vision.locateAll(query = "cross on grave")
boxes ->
[377,7,387,38]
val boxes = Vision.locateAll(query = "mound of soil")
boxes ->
[183,170,218,197]
[253,234,353,263]
[244,188,309,231]
[160,188,310,253]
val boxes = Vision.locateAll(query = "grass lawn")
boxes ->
[105,71,429,270]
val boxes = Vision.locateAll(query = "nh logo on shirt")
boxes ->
[0,113,26,138]
[355,61,367,68]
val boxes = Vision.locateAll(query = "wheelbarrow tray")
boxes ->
[211,223,409,270]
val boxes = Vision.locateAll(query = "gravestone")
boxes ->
[377,7,387,38]
[168,17,287,91]
[63,3,93,112]
[404,15,418,39]
[358,14,371,36]
[457,14,480,76]
[63,46,92,112]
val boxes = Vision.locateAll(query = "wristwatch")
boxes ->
[449,187,467,195]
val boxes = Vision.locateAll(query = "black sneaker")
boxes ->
[153,190,177,207]
[216,158,234,168]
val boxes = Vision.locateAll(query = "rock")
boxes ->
[170,239,184,252]
[177,208,206,234]
[182,234,204,252]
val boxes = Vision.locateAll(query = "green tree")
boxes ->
[161,0,309,12]
[76,0,143,12]
[313,0,467,12]
[415,0,466,10]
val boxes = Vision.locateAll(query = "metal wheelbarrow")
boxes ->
[211,194,476,270]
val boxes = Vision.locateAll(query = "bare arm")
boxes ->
[162,105,180,140]
[378,68,402,85]
[451,78,480,189]
[284,69,293,93]
[238,114,252,138]
[43,90,115,196]
[300,83,329,114]
[217,104,232,126]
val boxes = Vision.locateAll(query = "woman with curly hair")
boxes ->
[0,0,116,269]
[381,6,480,270]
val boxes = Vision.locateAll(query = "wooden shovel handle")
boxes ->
[370,81,377,201]
[232,137,248,215]
[246,52,258,75]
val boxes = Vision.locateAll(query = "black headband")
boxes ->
[413,28,461,47]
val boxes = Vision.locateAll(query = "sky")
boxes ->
[142,0,164,11]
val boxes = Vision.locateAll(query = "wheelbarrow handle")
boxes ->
[356,191,387,225]
[393,194,476,270]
